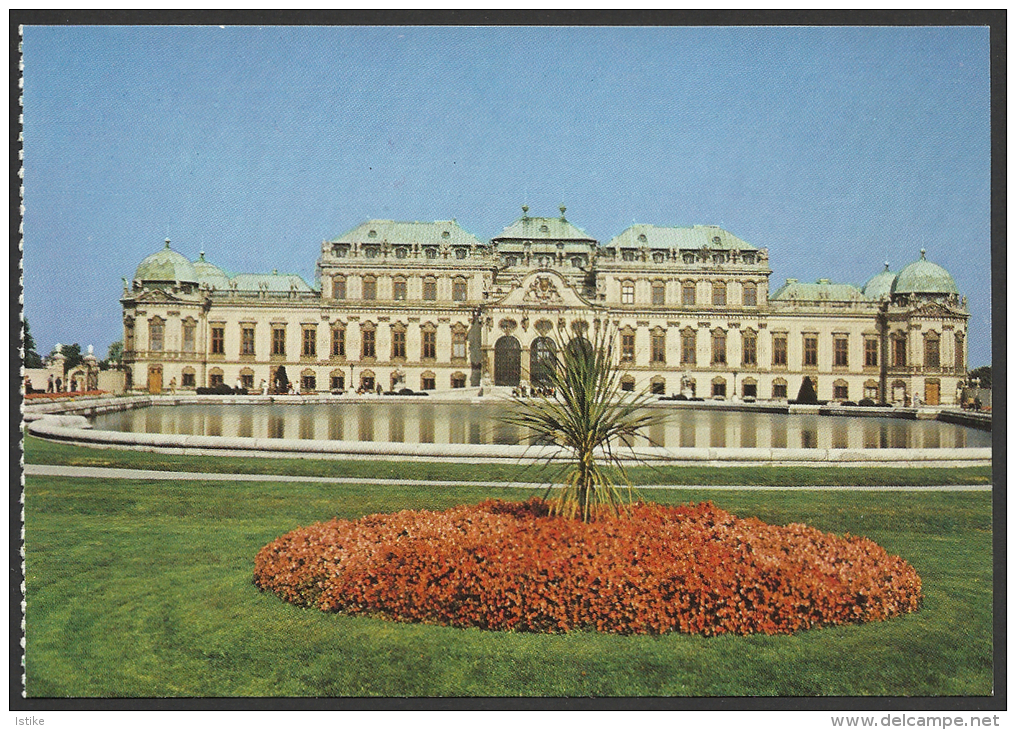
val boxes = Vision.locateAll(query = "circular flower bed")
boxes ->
[254,499,922,636]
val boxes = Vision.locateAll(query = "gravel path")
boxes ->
[23,464,992,491]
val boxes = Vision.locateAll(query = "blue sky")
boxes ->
[21,25,992,365]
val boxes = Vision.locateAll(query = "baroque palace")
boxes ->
[122,207,970,405]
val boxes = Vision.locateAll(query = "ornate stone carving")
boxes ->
[523,276,562,303]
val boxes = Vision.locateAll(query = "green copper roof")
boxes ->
[331,219,484,247]
[891,250,958,295]
[134,240,199,284]
[771,278,866,302]
[231,272,314,292]
[493,207,596,242]
[192,252,232,290]
[862,264,897,300]
[606,224,756,250]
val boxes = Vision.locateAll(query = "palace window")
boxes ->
[833,380,849,401]
[209,370,224,387]
[391,328,406,360]
[621,375,636,392]
[451,329,467,360]
[955,333,965,371]
[925,333,940,369]
[393,277,407,301]
[330,374,345,392]
[301,374,316,392]
[772,334,788,367]
[361,327,376,359]
[712,330,727,365]
[742,282,757,307]
[455,248,468,260]
[893,336,906,367]
[425,248,438,260]
[651,377,666,395]
[149,318,165,352]
[451,372,467,388]
[124,320,135,352]
[422,329,437,360]
[742,329,757,366]
[241,325,255,356]
[333,276,346,299]
[651,331,666,364]
[423,278,437,301]
[621,332,635,362]
[452,277,467,301]
[421,372,436,391]
[864,380,879,401]
[302,326,317,358]
[803,335,818,367]
[712,378,727,398]
[210,325,224,355]
[181,369,195,388]
[362,276,377,300]
[240,371,255,390]
[712,281,726,306]
[864,337,878,367]
[621,282,635,304]
[681,330,696,365]
[772,380,788,399]
[622,250,636,262]
[833,336,848,367]
[651,281,665,306]
[182,321,195,352]
[272,326,286,356]
[331,326,345,358]
[682,281,696,306]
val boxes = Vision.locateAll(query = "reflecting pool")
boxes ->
[88,402,990,450]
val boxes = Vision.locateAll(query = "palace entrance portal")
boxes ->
[494,335,521,386]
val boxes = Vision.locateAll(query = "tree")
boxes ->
[795,377,818,404]
[968,365,991,389]
[22,318,43,368]
[100,341,123,371]
[52,343,83,375]
[501,325,658,523]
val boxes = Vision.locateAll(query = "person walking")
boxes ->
[55,377,62,392]
[47,374,54,393]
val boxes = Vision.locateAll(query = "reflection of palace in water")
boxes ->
[122,207,970,405]
[94,404,983,451]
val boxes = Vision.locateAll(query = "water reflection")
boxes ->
[89,402,990,450]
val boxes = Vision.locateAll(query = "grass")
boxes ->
[23,473,992,697]
[23,434,992,486]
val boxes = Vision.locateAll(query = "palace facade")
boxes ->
[121,207,970,405]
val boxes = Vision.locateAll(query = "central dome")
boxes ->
[891,250,958,296]
[134,240,199,285]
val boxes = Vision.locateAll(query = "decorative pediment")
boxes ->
[908,301,961,319]
[135,288,185,304]
[493,271,592,309]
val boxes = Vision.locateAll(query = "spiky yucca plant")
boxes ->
[502,324,659,523]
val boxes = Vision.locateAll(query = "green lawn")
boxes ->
[23,472,992,697]
[23,434,992,486]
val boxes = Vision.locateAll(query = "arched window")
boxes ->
[833,379,849,401]
[361,275,377,300]
[619,327,636,363]
[332,275,346,299]
[621,375,636,392]
[391,322,407,360]
[451,371,467,389]
[300,369,317,393]
[924,331,941,369]
[393,276,407,300]
[711,377,727,398]
[742,329,757,366]
[181,366,196,389]
[331,324,345,358]
[423,276,437,301]
[360,322,376,359]
[742,282,757,307]
[420,371,437,391]
[682,280,696,306]
[712,281,727,306]
[208,367,224,387]
[329,369,345,392]
[741,377,758,399]
[651,327,666,364]
[650,375,666,395]
[421,322,437,360]
[451,324,468,361]
[148,317,165,352]
[452,276,467,301]
[772,378,788,400]
[711,329,727,365]
[681,328,697,365]
[651,280,665,306]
